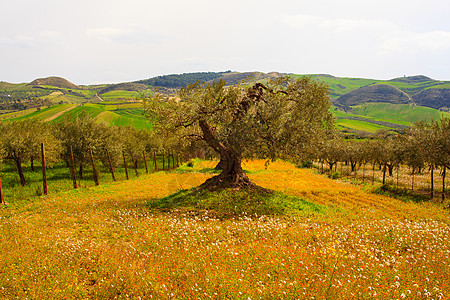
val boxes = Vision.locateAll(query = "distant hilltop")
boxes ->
[28,76,81,90]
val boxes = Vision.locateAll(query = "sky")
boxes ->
[1,0,450,84]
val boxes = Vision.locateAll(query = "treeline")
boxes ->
[0,90,52,103]
[316,119,450,200]
[135,71,230,88]
[0,113,183,201]
[0,98,53,112]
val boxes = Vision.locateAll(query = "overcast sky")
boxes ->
[1,0,450,84]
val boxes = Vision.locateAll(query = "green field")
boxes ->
[350,103,450,123]
[5,102,152,130]
[330,102,450,134]
[335,118,389,133]
[292,74,378,99]
[99,90,140,100]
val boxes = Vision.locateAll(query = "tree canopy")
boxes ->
[143,76,334,190]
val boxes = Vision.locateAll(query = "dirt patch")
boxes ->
[45,105,77,121]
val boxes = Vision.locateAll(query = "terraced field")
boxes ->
[4,102,152,129]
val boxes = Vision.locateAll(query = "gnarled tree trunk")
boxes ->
[198,119,255,190]
[201,151,253,190]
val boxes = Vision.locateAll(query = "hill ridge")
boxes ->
[28,76,81,90]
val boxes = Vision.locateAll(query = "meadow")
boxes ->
[2,102,153,130]
[0,160,449,299]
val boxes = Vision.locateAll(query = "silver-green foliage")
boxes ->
[144,76,335,164]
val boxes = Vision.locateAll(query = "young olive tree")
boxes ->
[143,76,334,190]
[0,119,61,186]
[55,113,108,180]
[431,118,450,200]
[319,138,344,172]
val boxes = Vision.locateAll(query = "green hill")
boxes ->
[3,72,450,135]
[5,102,152,130]
[413,88,450,109]
[28,76,81,90]
[334,84,412,107]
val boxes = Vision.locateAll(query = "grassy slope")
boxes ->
[291,74,379,99]
[0,160,448,299]
[331,102,450,133]
[99,90,140,100]
[335,118,389,132]
[350,103,450,123]
[5,102,152,129]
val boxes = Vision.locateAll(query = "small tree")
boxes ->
[341,140,363,174]
[56,113,107,180]
[0,119,61,186]
[144,76,334,190]
[319,138,343,172]
[412,121,440,198]
[432,118,450,200]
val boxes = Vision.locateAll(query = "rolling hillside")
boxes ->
[4,102,152,130]
[2,72,450,134]
[28,76,81,90]
[334,84,412,106]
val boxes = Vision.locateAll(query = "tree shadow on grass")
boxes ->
[147,187,328,219]
[372,184,430,203]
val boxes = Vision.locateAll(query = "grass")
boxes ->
[149,188,327,217]
[99,90,140,100]
[4,103,153,130]
[0,152,169,202]
[335,118,389,133]
[372,184,430,203]
[0,160,449,299]
[295,74,378,99]
[349,102,447,123]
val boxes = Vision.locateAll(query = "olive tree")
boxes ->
[0,119,61,186]
[319,138,344,172]
[430,118,450,200]
[144,76,334,190]
[55,113,108,179]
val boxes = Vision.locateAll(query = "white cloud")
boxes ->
[280,14,323,29]
[86,27,130,41]
[85,26,170,45]
[379,31,450,55]
[280,14,395,34]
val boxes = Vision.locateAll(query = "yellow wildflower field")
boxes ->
[0,160,448,299]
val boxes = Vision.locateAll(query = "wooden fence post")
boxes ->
[106,148,116,182]
[372,164,375,185]
[172,150,176,169]
[41,143,48,195]
[123,151,129,180]
[431,164,434,199]
[70,145,78,189]
[153,151,158,171]
[442,166,446,201]
[90,148,99,186]
[397,165,399,189]
[130,150,139,177]
[0,175,4,204]
[162,150,165,171]
[167,150,171,170]
[143,151,148,173]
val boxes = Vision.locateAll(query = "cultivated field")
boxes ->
[0,160,449,299]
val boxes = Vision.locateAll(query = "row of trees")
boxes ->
[317,120,450,199]
[1,75,448,202]
[0,113,182,191]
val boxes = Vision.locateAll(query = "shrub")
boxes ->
[330,171,340,179]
